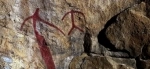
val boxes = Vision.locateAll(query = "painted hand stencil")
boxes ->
[62,10,86,35]
[20,8,65,69]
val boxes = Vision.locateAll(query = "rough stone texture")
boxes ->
[105,2,148,57]
[104,2,150,69]
[136,59,150,69]
[0,0,149,69]
[145,0,150,18]
[70,54,136,69]
[105,2,150,58]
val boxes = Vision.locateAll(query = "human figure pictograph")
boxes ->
[20,8,65,69]
[20,8,65,35]
[20,8,87,69]
[62,10,86,35]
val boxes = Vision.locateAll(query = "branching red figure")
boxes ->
[20,8,86,69]
[20,8,64,69]
[62,10,86,35]
[20,8,65,35]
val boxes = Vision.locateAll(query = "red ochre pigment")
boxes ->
[20,8,64,69]
[20,8,86,69]
[62,9,86,35]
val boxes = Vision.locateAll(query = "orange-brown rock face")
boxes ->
[1,0,150,69]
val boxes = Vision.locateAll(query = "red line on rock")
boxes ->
[62,10,86,35]
[20,8,65,69]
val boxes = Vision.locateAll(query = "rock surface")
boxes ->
[105,2,148,57]
[0,0,150,69]
[69,53,136,69]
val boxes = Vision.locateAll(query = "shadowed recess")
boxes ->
[83,28,92,56]
[97,14,131,57]
[98,14,118,51]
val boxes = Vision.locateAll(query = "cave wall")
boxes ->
[0,0,150,69]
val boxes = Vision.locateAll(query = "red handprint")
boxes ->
[62,10,86,35]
